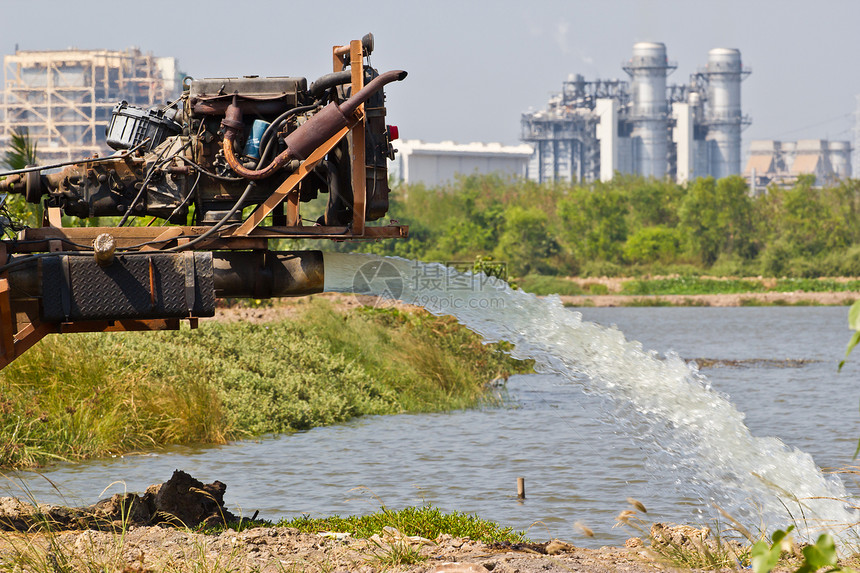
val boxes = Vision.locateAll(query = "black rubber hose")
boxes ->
[257,102,321,159]
[308,71,352,98]
[165,181,256,252]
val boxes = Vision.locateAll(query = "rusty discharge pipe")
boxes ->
[220,70,407,180]
[2,250,325,302]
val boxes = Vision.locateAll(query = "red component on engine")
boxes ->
[387,125,399,141]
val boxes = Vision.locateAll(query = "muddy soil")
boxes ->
[559,290,859,307]
[0,472,743,572]
[0,524,720,573]
[212,291,859,326]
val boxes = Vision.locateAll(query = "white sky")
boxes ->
[2,0,857,152]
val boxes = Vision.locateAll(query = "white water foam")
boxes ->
[323,252,859,542]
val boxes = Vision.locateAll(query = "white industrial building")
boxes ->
[744,139,852,190]
[389,139,534,187]
[522,43,751,184]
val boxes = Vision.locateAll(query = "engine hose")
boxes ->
[222,136,292,181]
[308,71,352,98]
[166,181,256,252]
[258,102,322,156]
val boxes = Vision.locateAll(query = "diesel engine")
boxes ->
[2,33,404,229]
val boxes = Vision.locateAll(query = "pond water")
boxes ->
[4,304,858,548]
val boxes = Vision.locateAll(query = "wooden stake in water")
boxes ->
[517,477,525,499]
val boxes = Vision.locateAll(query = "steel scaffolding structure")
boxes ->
[1,48,180,162]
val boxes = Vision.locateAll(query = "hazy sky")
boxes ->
[2,0,857,155]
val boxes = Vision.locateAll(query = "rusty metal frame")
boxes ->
[233,125,352,234]
[0,316,190,370]
[0,37,406,370]
[13,223,406,254]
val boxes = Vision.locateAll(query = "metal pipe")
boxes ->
[0,139,150,181]
[3,250,325,302]
[212,250,324,298]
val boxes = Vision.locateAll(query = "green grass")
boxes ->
[773,278,860,292]
[0,300,531,468]
[278,505,526,544]
[620,276,860,297]
[739,298,824,307]
[517,274,586,296]
[621,277,766,296]
[621,297,675,307]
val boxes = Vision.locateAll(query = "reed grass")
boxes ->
[621,277,767,296]
[0,299,530,468]
[622,276,860,297]
[517,274,586,296]
[614,498,751,570]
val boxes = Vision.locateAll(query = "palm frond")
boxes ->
[3,128,38,170]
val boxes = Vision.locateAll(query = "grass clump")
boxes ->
[278,505,526,544]
[615,499,750,570]
[621,277,766,296]
[0,299,530,468]
[366,537,427,567]
[773,278,860,293]
[517,274,585,296]
[621,297,674,307]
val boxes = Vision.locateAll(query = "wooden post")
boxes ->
[517,477,525,500]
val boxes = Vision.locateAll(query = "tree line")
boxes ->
[4,127,858,281]
[337,173,860,279]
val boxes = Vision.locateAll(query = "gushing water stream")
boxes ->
[324,252,858,542]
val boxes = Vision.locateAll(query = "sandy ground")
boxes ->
[0,480,725,572]
[0,525,718,572]
[211,290,859,325]
[555,276,860,307]
[558,290,860,307]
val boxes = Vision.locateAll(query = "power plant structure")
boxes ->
[522,42,751,184]
[1,48,182,163]
[744,139,852,192]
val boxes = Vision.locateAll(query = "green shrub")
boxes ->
[580,260,626,278]
[621,277,765,296]
[517,274,585,296]
[623,226,683,264]
[0,300,531,468]
[584,282,610,295]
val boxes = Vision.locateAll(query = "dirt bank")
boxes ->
[0,526,668,573]
[560,290,859,307]
[214,290,859,324]
[0,472,724,572]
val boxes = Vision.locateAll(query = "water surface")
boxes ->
[3,305,858,547]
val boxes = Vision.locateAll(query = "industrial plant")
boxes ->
[743,139,852,190]
[1,48,182,163]
[522,42,752,184]
[0,43,854,189]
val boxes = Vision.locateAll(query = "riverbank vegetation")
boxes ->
[279,505,525,544]
[0,299,530,469]
[332,174,860,287]
[518,275,860,298]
